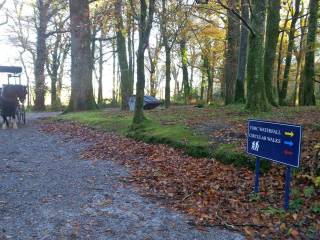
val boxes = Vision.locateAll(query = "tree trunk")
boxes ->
[148,46,161,97]
[161,0,172,108]
[56,45,70,107]
[235,0,249,103]
[19,52,31,107]
[203,55,213,103]
[200,74,205,101]
[47,33,60,110]
[112,38,116,102]
[300,0,318,106]
[172,64,179,96]
[131,20,135,94]
[264,0,281,106]
[68,0,96,111]
[293,12,307,106]
[164,46,171,107]
[134,48,146,123]
[133,0,155,125]
[127,3,134,96]
[180,38,190,104]
[279,0,301,105]
[34,0,50,111]
[98,36,103,104]
[224,0,240,105]
[221,41,227,99]
[276,9,290,99]
[115,0,130,110]
[246,0,269,112]
[200,55,207,101]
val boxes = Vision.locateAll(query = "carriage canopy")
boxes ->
[0,66,23,74]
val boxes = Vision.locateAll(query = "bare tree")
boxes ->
[0,0,8,25]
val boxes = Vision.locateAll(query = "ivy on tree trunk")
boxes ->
[264,0,281,106]
[246,0,269,112]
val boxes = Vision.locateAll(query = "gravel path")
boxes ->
[0,113,244,240]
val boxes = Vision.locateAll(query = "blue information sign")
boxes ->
[247,120,302,168]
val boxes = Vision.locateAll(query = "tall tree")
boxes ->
[115,0,131,110]
[160,0,189,108]
[97,31,104,104]
[7,0,36,106]
[235,0,249,103]
[203,54,213,103]
[294,8,307,106]
[147,36,161,97]
[263,0,281,106]
[224,0,240,105]
[172,64,180,96]
[133,0,155,124]
[276,7,290,97]
[300,0,319,106]
[34,0,52,111]
[46,7,70,110]
[161,0,171,108]
[68,0,96,111]
[180,37,190,104]
[0,0,6,23]
[112,38,117,102]
[279,0,301,105]
[127,2,134,96]
[46,32,70,110]
[246,0,269,111]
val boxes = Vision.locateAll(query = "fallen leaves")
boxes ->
[40,116,320,239]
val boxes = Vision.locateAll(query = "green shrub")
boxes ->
[290,198,304,212]
[195,101,205,108]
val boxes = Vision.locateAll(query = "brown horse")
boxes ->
[0,85,27,129]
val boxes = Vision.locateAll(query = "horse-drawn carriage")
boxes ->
[0,66,28,128]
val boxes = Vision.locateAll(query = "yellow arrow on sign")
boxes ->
[285,131,295,137]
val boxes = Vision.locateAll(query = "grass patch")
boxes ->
[54,105,319,171]
[54,110,273,169]
[56,110,270,170]
[56,111,132,135]
[128,119,210,158]
[56,111,211,158]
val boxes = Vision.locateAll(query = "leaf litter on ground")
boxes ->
[40,107,320,239]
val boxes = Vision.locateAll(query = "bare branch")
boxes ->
[216,0,255,37]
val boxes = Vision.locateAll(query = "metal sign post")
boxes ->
[284,166,292,210]
[254,157,260,193]
[247,120,302,210]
